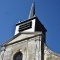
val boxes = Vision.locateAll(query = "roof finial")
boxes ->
[28,2,35,19]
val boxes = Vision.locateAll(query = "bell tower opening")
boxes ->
[13,51,22,60]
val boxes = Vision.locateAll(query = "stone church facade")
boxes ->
[0,3,60,60]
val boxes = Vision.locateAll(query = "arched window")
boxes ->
[13,51,22,60]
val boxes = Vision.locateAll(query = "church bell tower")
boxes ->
[1,2,60,60]
[14,3,47,60]
[0,3,47,60]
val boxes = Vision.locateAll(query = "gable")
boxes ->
[2,32,42,46]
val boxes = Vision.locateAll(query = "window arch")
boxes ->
[13,51,22,60]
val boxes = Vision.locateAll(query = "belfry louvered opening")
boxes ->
[19,21,32,32]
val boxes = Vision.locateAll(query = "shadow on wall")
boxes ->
[0,46,1,52]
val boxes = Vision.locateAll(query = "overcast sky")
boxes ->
[0,0,60,53]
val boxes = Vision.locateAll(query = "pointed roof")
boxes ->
[28,2,35,19]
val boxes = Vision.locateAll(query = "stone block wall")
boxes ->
[0,35,42,60]
[44,44,60,60]
[0,35,60,60]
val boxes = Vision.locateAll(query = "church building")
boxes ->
[0,3,60,60]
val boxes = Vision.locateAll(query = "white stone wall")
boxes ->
[44,44,60,60]
[0,35,60,60]
[0,35,42,60]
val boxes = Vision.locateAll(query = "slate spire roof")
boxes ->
[28,2,35,19]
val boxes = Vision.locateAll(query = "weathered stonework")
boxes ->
[0,33,60,60]
[44,44,60,60]
[0,34,42,60]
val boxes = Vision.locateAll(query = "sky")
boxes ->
[0,0,60,53]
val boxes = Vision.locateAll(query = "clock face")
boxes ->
[19,21,32,32]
